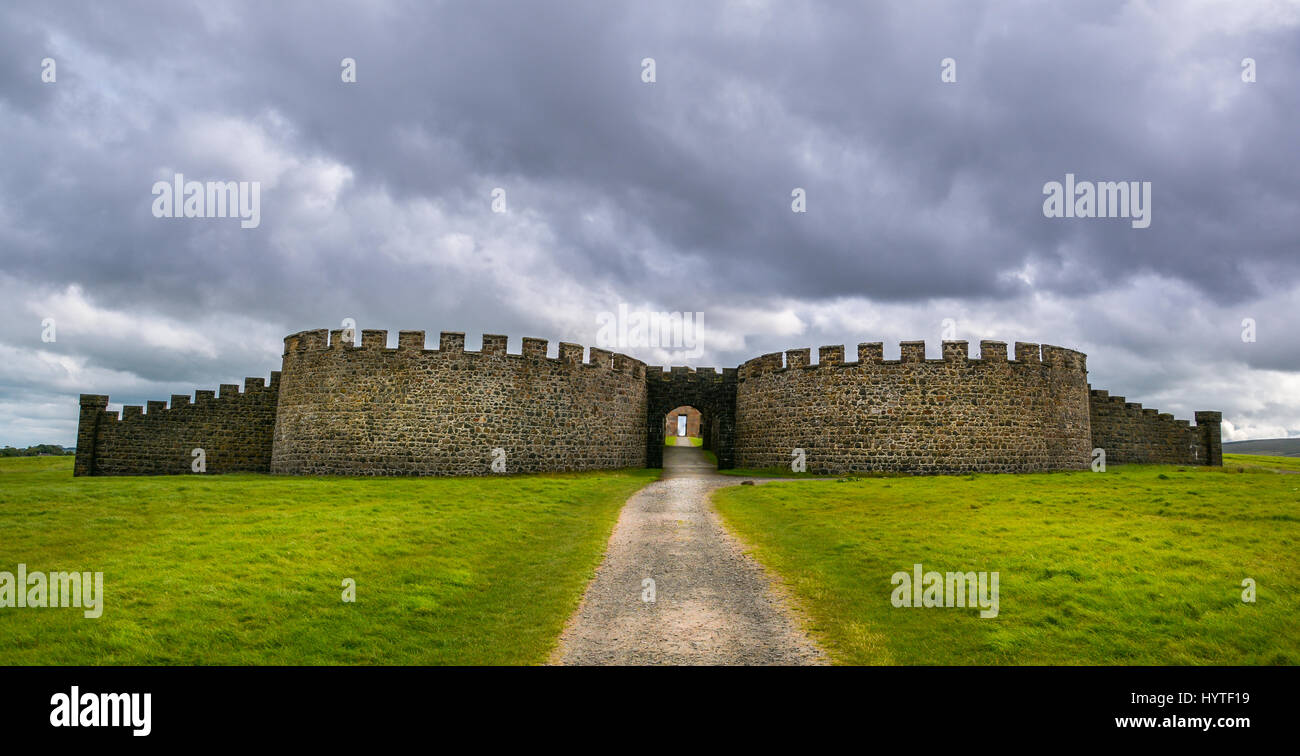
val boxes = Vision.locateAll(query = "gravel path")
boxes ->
[552,438,828,665]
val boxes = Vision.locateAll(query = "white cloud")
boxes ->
[26,283,220,357]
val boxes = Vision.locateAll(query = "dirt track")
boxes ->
[551,439,827,665]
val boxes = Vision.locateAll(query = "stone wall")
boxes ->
[270,329,647,476]
[72,327,1223,477]
[734,340,1093,474]
[1088,389,1222,466]
[73,375,279,476]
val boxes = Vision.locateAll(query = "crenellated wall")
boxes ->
[269,329,647,476]
[73,328,1222,477]
[73,374,280,476]
[734,340,1093,474]
[1088,390,1221,466]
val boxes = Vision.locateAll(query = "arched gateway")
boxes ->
[645,366,737,470]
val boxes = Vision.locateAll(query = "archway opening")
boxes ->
[645,371,736,470]
[664,405,701,444]
[661,405,717,469]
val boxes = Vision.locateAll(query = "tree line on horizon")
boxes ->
[1,444,75,457]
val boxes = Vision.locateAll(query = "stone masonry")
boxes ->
[1088,390,1222,466]
[271,329,646,475]
[74,329,1222,476]
[735,341,1093,474]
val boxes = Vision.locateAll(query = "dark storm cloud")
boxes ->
[0,0,1297,445]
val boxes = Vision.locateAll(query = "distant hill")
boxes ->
[1223,438,1300,457]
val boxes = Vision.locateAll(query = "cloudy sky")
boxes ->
[1,0,1297,446]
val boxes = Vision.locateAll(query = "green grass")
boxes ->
[717,466,823,478]
[0,456,656,665]
[718,453,1300,479]
[697,447,819,476]
[1224,452,1300,473]
[664,436,704,447]
[713,463,1300,665]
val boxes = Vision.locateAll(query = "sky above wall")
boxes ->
[1,0,1297,446]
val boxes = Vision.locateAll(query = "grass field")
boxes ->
[0,456,655,665]
[1224,452,1300,473]
[713,460,1300,665]
[6,452,1297,666]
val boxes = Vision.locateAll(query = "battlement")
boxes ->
[74,371,280,476]
[79,371,281,425]
[273,328,648,476]
[1087,389,1216,428]
[646,365,737,383]
[282,327,646,376]
[77,325,1217,478]
[735,338,1093,474]
[1088,386,1222,466]
[738,339,1088,379]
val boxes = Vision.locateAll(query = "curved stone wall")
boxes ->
[270,328,647,476]
[734,340,1092,474]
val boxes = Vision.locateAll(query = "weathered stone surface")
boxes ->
[72,329,1222,476]
[270,330,648,476]
[734,341,1093,474]
[73,375,279,476]
[1089,391,1221,466]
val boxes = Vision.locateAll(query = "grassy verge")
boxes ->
[717,466,825,478]
[1224,453,1300,473]
[713,463,1300,665]
[718,454,1300,479]
[0,456,655,665]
